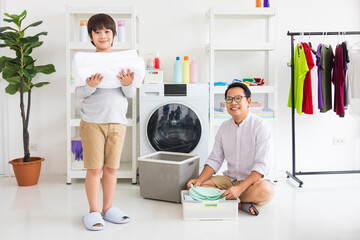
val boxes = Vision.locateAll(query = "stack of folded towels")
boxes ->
[72,50,145,88]
[189,184,226,201]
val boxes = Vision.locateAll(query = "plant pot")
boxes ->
[9,157,44,186]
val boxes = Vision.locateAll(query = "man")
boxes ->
[187,82,274,215]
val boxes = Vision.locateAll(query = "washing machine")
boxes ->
[139,83,209,172]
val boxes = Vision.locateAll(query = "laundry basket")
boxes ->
[138,151,199,203]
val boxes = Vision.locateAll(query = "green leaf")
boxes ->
[0,56,11,72]
[4,11,26,27]
[2,66,19,79]
[0,26,17,32]
[24,41,43,55]
[22,21,42,32]
[20,36,39,43]
[5,11,26,20]
[19,10,27,26]
[7,32,20,40]
[3,18,14,23]
[5,83,19,94]
[23,56,36,67]
[4,75,20,85]
[4,61,21,73]
[34,64,55,74]
[4,39,21,49]
[23,68,36,79]
[32,82,49,88]
[33,32,47,37]
[0,32,16,41]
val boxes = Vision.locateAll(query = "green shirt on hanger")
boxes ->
[288,44,309,114]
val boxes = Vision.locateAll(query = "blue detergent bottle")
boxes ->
[174,56,182,84]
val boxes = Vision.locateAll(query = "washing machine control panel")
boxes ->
[164,84,187,96]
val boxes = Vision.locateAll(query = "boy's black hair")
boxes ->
[87,13,117,47]
[225,82,251,98]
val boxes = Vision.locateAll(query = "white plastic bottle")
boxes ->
[174,56,182,84]
[146,53,154,69]
[79,20,88,42]
[190,58,198,83]
[182,56,190,84]
[117,20,125,42]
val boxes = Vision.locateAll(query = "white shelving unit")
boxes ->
[206,8,278,175]
[66,6,139,184]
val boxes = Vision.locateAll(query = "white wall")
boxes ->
[4,0,360,175]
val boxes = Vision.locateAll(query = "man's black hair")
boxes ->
[225,82,251,98]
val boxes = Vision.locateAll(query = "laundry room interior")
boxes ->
[0,0,360,239]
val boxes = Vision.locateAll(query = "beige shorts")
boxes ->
[210,175,241,190]
[80,120,126,169]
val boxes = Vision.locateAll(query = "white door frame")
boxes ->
[0,80,9,176]
[0,0,8,176]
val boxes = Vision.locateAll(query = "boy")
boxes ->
[76,13,135,231]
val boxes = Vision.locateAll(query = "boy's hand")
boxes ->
[117,69,134,86]
[86,73,103,88]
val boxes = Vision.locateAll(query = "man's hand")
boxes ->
[186,179,203,190]
[86,73,103,88]
[117,69,134,86]
[221,185,244,200]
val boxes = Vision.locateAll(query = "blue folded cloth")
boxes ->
[208,81,227,86]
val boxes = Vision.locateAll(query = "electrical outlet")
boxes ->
[30,143,37,151]
[333,138,345,145]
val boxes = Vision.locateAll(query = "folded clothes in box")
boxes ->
[181,190,239,221]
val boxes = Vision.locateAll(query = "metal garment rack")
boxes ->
[286,31,360,187]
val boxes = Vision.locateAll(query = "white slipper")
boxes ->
[103,206,131,224]
[83,212,106,231]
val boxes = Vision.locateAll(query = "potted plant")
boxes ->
[0,10,56,186]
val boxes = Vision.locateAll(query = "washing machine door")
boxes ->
[147,103,202,153]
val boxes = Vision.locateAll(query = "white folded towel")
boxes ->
[72,50,145,88]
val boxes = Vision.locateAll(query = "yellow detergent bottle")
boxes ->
[182,56,190,84]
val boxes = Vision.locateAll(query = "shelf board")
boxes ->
[213,8,276,19]
[70,118,134,127]
[212,85,274,94]
[207,43,275,51]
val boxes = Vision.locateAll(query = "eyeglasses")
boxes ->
[225,95,246,104]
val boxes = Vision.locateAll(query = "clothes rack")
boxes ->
[286,31,360,187]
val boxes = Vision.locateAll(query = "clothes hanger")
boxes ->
[296,32,301,46]
[307,32,317,55]
[323,32,329,48]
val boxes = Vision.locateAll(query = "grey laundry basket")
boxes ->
[138,151,200,203]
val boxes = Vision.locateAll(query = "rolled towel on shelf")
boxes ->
[72,50,145,89]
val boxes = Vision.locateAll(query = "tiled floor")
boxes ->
[0,173,359,240]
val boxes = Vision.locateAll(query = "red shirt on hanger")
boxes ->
[333,44,345,116]
[301,42,315,114]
